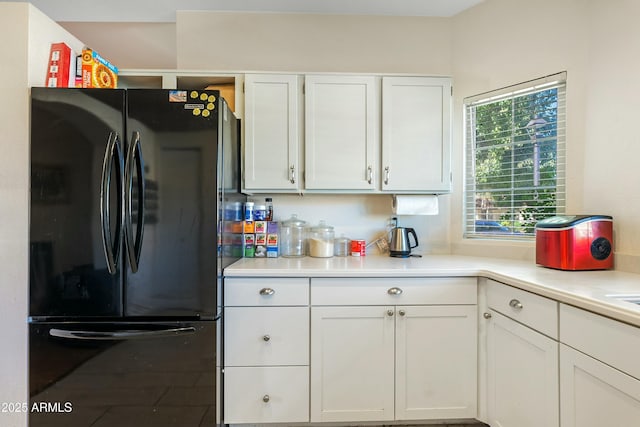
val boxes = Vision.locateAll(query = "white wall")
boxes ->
[0,4,83,426]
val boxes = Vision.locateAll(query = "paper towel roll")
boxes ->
[392,195,439,216]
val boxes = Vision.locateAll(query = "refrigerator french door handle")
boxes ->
[49,326,196,341]
[100,132,123,275]
[125,131,145,273]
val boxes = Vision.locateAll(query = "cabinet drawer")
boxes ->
[225,277,309,306]
[224,307,309,366]
[311,277,476,306]
[224,366,309,424]
[487,279,558,339]
[560,303,640,380]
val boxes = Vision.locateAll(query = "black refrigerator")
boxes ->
[28,87,244,427]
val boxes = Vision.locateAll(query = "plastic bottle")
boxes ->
[244,201,254,221]
[265,197,274,221]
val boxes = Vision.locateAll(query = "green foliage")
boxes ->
[471,89,560,235]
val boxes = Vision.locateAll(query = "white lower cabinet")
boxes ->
[224,366,309,424]
[396,305,477,420]
[310,278,477,423]
[310,306,395,422]
[223,278,310,425]
[483,279,559,427]
[559,303,640,427]
[486,310,559,427]
[560,344,640,427]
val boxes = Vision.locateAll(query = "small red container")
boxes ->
[535,215,613,271]
[351,239,366,257]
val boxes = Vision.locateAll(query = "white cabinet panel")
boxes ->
[224,306,309,366]
[560,303,640,380]
[382,76,451,192]
[224,277,309,306]
[487,279,558,339]
[310,305,395,422]
[560,344,640,427]
[244,74,302,191]
[395,305,477,420]
[305,75,378,190]
[311,277,477,306]
[486,310,559,427]
[224,366,309,424]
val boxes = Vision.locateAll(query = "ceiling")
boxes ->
[15,0,484,22]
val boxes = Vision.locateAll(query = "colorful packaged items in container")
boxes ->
[244,221,278,258]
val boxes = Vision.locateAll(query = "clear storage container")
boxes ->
[280,214,307,257]
[308,220,335,258]
[334,235,351,257]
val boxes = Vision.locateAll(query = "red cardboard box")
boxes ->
[45,42,72,87]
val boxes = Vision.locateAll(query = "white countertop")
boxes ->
[225,255,640,327]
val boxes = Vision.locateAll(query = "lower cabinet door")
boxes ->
[223,366,309,424]
[560,344,640,427]
[310,306,395,422]
[487,310,559,427]
[395,305,477,420]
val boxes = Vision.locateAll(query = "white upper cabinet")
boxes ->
[244,74,302,192]
[382,76,451,192]
[304,75,379,191]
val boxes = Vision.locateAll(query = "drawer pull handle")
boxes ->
[509,299,523,310]
[259,288,275,296]
[483,312,492,319]
[387,287,403,296]
[263,335,271,342]
[387,309,394,317]
[262,395,270,403]
[398,309,406,316]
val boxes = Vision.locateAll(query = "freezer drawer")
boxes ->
[29,321,217,427]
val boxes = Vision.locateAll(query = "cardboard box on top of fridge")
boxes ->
[45,42,75,88]
[80,48,118,88]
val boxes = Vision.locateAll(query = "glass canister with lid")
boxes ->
[280,214,307,257]
[308,220,335,258]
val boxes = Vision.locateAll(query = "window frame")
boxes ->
[463,72,567,240]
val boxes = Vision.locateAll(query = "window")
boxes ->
[464,73,566,239]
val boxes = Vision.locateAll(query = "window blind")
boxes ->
[463,72,566,239]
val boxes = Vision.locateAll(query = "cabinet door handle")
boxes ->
[509,299,523,310]
[263,335,271,342]
[387,309,394,317]
[483,312,492,319]
[367,165,373,184]
[387,287,403,295]
[262,395,270,403]
[259,287,275,296]
[398,309,406,316]
[289,165,296,184]
[384,166,390,185]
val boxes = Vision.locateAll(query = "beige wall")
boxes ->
[176,11,452,74]
[582,0,640,272]
[449,0,590,260]
[59,22,177,69]
[450,0,640,271]
[0,6,30,425]
[0,4,83,426]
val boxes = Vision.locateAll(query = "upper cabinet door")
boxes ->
[382,77,451,193]
[244,74,302,192]
[305,75,379,191]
